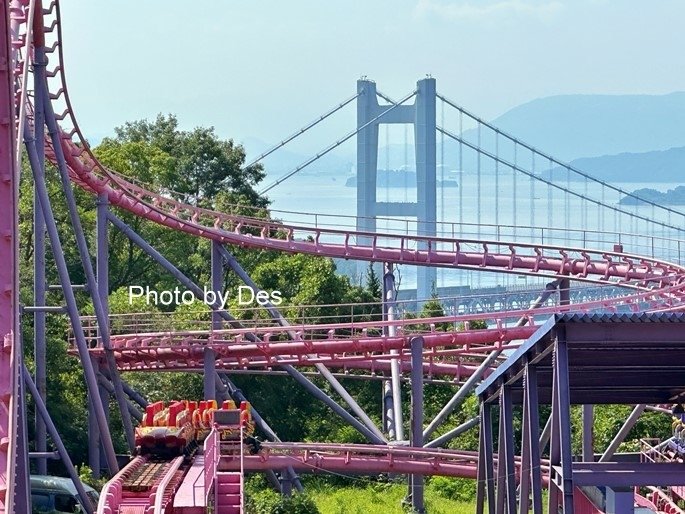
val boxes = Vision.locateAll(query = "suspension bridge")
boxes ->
[2,1,685,513]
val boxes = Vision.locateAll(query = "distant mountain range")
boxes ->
[242,91,685,185]
[544,146,685,183]
[488,92,685,162]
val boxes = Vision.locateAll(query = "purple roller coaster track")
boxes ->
[3,2,685,513]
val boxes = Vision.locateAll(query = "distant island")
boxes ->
[345,169,458,188]
[620,186,685,205]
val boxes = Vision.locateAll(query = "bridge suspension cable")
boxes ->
[437,92,685,222]
[244,92,360,169]
[260,90,417,194]
[436,125,685,234]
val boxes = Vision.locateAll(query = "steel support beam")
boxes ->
[501,386,516,514]
[97,362,110,474]
[410,337,425,513]
[383,262,403,441]
[204,348,216,401]
[24,366,94,514]
[88,358,101,478]
[484,403,496,514]
[95,373,143,421]
[100,369,148,408]
[210,240,223,331]
[32,40,48,477]
[539,414,552,454]
[582,404,594,462]
[527,364,543,514]
[554,330,574,513]
[519,374,532,514]
[495,399,506,514]
[424,417,479,448]
[476,405,487,514]
[382,379,393,436]
[14,337,30,514]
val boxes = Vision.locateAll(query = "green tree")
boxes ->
[109,114,266,207]
[366,263,382,301]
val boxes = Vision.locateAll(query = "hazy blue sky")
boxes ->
[58,1,685,155]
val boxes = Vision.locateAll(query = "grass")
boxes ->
[309,482,475,514]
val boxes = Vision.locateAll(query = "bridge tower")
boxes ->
[356,78,437,303]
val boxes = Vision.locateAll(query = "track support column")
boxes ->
[204,348,216,401]
[211,240,224,331]
[410,336,425,513]
[32,41,48,476]
[205,240,223,401]
[88,357,101,478]
[383,262,403,441]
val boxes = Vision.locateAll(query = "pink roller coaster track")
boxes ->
[0,0,19,511]
[4,1,685,511]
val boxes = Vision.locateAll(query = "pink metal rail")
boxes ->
[219,442,550,479]
[96,456,147,514]
[204,428,219,507]
[0,0,21,510]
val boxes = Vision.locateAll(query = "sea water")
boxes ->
[266,171,684,293]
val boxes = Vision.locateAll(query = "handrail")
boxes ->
[240,424,245,514]
[152,456,184,514]
[204,426,219,506]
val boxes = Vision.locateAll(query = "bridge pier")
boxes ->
[355,78,436,303]
[414,78,437,304]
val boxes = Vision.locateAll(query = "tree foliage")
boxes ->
[109,114,266,207]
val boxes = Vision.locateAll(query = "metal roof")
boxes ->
[476,312,685,405]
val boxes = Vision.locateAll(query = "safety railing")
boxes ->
[240,423,245,514]
[74,281,625,341]
[640,437,672,463]
[204,427,219,507]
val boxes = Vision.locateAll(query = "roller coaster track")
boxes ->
[97,455,185,514]
[82,288,683,374]
[4,1,685,511]
[221,442,550,481]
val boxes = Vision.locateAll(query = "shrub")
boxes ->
[246,489,321,514]
[429,476,476,502]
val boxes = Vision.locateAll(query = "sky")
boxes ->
[58,0,685,156]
